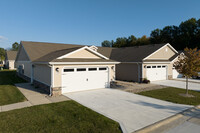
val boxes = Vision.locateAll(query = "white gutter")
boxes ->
[49,62,120,65]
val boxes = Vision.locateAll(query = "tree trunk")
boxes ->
[186,76,189,95]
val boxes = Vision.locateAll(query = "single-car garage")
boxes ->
[62,67,109,93]
[146,65,167,81]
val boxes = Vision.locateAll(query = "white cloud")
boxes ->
[0,36,8,41]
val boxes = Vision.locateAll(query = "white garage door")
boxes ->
[146,65,167,81]
[62,67,109,93]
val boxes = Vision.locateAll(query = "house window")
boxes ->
[77,68,86,72]
[157,66,161,68]
[147,66,151,68]
[18,65,24,74]
[99,67,107,71]
[152,66,156,68]
[162,66,166,68]
[64,69,74,72]
[88,68,97,71]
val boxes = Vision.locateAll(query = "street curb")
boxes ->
[133,106,199,133]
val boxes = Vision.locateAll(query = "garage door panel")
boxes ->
[146,65,167,81]
[62,67,109,93]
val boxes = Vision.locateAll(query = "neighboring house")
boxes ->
[98,43,179,82]
[15,41,119,96]
[5,51,17,69]
[170,51,184,79]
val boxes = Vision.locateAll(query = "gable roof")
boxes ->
[6,51,18,60]
[98,44,169,62]
[20,41,177,63]
[57,46,109,60]
[21,41,114,63]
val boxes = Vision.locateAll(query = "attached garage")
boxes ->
[146,65,167,81]
[62,67,109,93]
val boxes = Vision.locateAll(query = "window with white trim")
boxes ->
[77,68,86,72]
[99,67,107,71]
[88,68,97,71]
[64,69,74,72]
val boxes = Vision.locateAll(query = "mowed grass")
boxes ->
[0,101,121,133]
[0,70,26,105]
[138,87,200,105]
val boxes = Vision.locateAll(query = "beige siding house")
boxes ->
[5,51,18,70]
[15,41,119,96]
[16,41,179,96]
[98,43,179,82]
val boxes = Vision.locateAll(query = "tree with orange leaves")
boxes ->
[174,48,200,96]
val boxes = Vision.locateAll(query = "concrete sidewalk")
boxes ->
[136,106,200,133]
[173,78,200,84]
[152,80,200,91]
[0,83,70,112]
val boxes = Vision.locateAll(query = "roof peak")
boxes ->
[20,41,88,47]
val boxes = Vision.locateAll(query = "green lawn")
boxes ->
[138,87,200,105]
[0,101,121,133]
[0,70,27,105]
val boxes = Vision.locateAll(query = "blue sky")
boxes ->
[0,0,200,49]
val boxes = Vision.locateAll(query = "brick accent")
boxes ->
[168,75,173,80]
[51,87,62,97]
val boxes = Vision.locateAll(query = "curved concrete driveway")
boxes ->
[63,89,192,133]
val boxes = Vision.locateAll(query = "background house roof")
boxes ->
[6,51,18,60]
[98,44,167,62]
[21,41,172,63]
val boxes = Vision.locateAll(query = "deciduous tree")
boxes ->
[12,42,19,51]
[174,48,200,96]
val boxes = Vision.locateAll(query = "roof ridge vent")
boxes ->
[89,45,98,51]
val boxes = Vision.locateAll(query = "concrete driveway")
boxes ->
[152,80,200,91]
[63,89,191,133]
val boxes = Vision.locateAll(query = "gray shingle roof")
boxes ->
[6,51,18,60]
[98,44,167,62]
[21,41,169,63]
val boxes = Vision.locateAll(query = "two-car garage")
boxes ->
[145,65,167,81]
[61,67,109,93]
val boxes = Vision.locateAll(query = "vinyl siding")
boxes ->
[66,49,101,59]
[16,46,30,61]
[33,64,51,86]
[116,63,139,82]
[15,61,32,78]
[146,45,176,60]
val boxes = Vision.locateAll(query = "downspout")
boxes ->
[31,63,33,84]
[48,64,54,96]
[137,63,141,82]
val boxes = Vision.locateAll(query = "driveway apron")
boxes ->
[64,89,192,133]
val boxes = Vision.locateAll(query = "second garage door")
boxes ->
[62,67,109,93]
[146,65,167,81]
